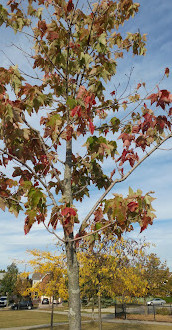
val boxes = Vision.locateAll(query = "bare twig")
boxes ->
[43,222,65,243]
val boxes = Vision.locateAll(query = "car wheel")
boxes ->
[14,306,18,310]
[28,305,32,310]
[161,302,163,305]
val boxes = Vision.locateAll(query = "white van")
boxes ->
[0,296,7,307]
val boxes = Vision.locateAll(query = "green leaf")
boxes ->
[67,97,77,110]
[129,187,134,196]
[95,223,103,230]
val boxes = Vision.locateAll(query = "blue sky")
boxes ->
[0,0,172,272]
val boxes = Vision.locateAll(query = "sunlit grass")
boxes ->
[36,322,172,330]
[0,310,68,328]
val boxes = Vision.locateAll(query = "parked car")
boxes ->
[11,300,33,310]
[42,298,49,304]
[147,298,166,306]
[0,296,7,307]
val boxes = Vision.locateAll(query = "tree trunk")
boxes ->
[66,240,81,330]
[92,297,95,321]
[50,295,54,329]
[64,139,81,330]
[144,297,148,315]
[98,294,102,330]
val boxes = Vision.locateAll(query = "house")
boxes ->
[31,272,62,303]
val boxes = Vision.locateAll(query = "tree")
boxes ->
[0,1,172,329]
[1,263,18,301]
[79,238,148,329]
[27,249,68,302]
[13,273,32,300]
[79,238,148,303]
[26,249,68,329]
[142,253,170,298]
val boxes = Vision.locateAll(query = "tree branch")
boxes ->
[78,133,172,234]
[43,222,65,243]
[0,148,58,208]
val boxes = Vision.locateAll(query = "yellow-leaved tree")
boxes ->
[26,250,68,329]
[78,238,149,329]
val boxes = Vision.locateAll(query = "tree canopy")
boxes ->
[0,1,172,329]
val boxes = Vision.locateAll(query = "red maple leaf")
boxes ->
[140,215,152,233]
[61,207,76,216]
[67,0,74,12]
[110,91,116,96]
[165,67,170,77]
[146,93,158,105]
[89,119,95,134]
[127,201,139,212]
[137,83,142,90]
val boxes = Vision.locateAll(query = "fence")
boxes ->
[113,303,172,320]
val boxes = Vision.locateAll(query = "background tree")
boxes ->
[79,238,148,328]
[0,263,18,302]
[13,273,32,300]
[26,249,67,329]
[0,1,172,329]
[142,253,170,298]
[27,250,68,302]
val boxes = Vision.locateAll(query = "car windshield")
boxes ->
[0,298,6,301]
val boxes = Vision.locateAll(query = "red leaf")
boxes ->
[67,0,74,12]
[127,201,139,212]
[110,91,116,96]
[140,215,152,233]
[169,108,172,116]
[89,119,95,134]
[94,207,103,222]
[71,105,81,117]
[165,67,170,77]
[61,207,76,216]
[146,93,158,105]
[137,83,142,90]
[47,31,59,41]
[24,217,32,235]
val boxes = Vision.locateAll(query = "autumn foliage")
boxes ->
[0,1,171,245]
[0,1,172,328]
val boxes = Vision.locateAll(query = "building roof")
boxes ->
[32,272,43,281]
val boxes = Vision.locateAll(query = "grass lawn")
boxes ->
[0,309,172,329]
[0,310,68,328]
[128,314,172,323]
[36,322,172,330]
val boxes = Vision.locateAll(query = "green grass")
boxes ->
[0,310,68,328]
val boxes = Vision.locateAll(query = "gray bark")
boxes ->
[66,240,81,330]
[64,139,81,330]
